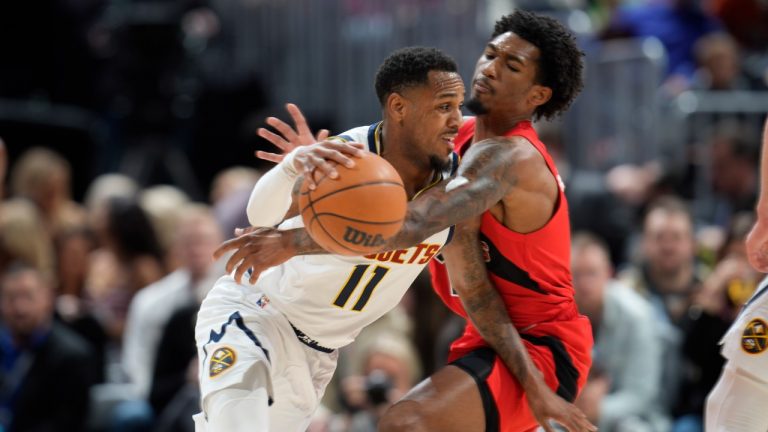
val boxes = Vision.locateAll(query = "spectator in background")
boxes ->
[9,147,86,237]
[619,195,701,416]
[337,332,422,432]
[0,263,97,431]
[86,197,166,345]
[675,253,760,432]
[690,32,764,91]
[0,199,56,281]
[602,0,721,94]
[572,232,667,432]
[209,166,261,239]
[123,203,223,401]
[708,131,759,228]
[139,184,191,270]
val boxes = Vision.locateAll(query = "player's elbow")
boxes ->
[379,401,430,432]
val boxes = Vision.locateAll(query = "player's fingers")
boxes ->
[233,259,251,285]
[255,151,284,164]
[267,116,301,146]
[324,141,365,160]
[213,237,244,260]
[316,129,329,141]
[286,103,313,141]
[257,128,291,152]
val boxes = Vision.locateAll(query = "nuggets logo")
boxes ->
[209,347,237,377]
[741,318,767,355]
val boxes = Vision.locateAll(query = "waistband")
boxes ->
[290,322,334,354]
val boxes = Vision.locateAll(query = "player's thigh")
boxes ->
[268,352,336,432]
[379,364,485,432]
[196,282,282,410]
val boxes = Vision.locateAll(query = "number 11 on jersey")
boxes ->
[333,264,390,312]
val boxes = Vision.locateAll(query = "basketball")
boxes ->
[298,151,407,256]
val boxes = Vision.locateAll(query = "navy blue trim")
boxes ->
[338,134,354,142]
[445,225,455,246]
[202,311,271,364]
[449,152,459,176]
[290,323,334,353]
[366,122,381,154]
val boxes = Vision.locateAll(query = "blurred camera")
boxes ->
[364,369,393,406]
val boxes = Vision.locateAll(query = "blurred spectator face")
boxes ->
[572,244,612,318]
[56,229,96,297]
[10,148,72,216]
[1,268,53,338]
[174,209,223,280]
[698,35,740,90]
[711,137,756,198]
[643,209,694,275]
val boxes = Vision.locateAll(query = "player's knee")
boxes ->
[379,401,429,432]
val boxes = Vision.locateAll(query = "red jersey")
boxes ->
[431,117,578,331]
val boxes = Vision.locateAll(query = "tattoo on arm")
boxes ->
[383,139,521,250]
[443,223,537,388]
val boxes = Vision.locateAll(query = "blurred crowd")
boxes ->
[1,0,768,431]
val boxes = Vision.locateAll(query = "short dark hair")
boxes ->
[492,10,584,120]
[374,46,458,105]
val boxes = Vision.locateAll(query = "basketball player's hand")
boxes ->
[213,227,295,284]
[292,141,366,189]
[256,103,330,163]
[526,379,597,432]
[746,216,768,272]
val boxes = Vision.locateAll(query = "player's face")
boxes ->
[467,32,551,117]
[401,71,464,168]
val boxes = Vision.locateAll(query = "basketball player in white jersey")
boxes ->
[706,116,768,432]
[193,47,464,432]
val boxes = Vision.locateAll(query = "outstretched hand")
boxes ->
[213,227,296,284]
[256,103,329,163]
[746,217,768,272]
[526,378,598,432]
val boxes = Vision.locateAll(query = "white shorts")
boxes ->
[194,276,338,432]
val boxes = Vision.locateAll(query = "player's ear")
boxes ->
[386,93,407,124]
[528,85,552,108]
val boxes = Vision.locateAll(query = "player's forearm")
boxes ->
[443,227,543,392]
[285,228,326,255]
[246,159,300,227]
[382,140,516,250]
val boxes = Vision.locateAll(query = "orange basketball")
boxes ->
[299,151,407,256]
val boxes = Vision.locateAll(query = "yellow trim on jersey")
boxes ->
[327,136,348,143]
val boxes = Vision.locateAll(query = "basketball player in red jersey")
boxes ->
[218,10,594,432]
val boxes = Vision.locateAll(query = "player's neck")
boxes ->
[473,113,531,141]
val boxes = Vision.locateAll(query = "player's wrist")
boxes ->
[279,149,302,179]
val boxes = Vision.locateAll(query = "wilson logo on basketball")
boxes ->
[343,226,387,247]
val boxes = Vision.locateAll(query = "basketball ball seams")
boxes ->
[311,213,404,225]
[300,180,404,200]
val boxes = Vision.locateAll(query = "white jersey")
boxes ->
[254,122,458,349]
[720,275,768,382]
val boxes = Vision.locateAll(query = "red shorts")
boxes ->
[448,316,593,432]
